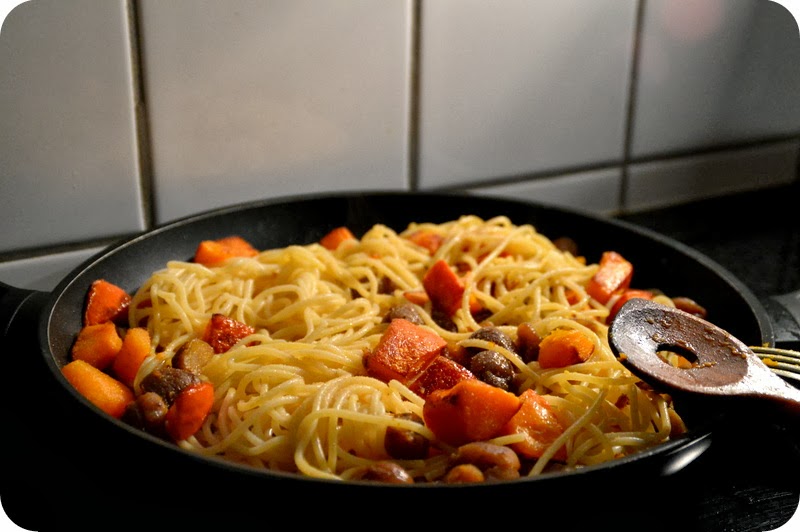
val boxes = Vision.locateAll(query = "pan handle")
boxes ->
[764,289,800,350]
[0,280,46,341]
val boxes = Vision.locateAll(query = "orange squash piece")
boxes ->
[405,230,445,254]
[111,327,152,388]
[364,318,447,384]
[402,290,430,306]
[71,321,123,370]
[319,226,356,250]
[422,379,521,447]
[62,359,134,419]
[607,288,653,324]
[537,329,595,369]
[502,389,567,461]
[422,259,481,317]
[586,251,633,305]
[164,381,215,441]
[194,236,259,266]
[84,279,131,326]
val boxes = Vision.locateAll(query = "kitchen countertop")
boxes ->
[2,183,799,531]
[617,181,800,532]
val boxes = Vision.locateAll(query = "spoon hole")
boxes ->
[656,344,699,369]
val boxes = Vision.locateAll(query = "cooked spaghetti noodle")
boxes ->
[127,215,686,481]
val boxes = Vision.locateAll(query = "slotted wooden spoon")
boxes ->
[608,298,800,415]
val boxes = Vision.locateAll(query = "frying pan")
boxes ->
[1,191,796,527]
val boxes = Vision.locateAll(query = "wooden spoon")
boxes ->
[608,298,800,415]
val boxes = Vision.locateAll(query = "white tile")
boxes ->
[0,246,106,292]
[416,0,637,189]
[468,167,623,216]
[626,140,799,212]
[0,0,144,253]
[138,0,412,224]
[632,0,800,157]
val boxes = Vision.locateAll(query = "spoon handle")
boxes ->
[760,380,800,416]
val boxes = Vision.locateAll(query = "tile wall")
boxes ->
[1,0,798,290]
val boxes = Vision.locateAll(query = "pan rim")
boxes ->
[38,190,771,486]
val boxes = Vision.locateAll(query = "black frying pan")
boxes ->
[1,191,795,527]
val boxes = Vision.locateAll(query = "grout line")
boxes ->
[627,133,800,164]
[0,235,138,263]
[419,133,800,192]
[407,0,422,191]
[430,161,624,191]
[126,0,156,230]
[620,0,647,213]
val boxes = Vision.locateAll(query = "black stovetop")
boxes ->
[619,183,800,301]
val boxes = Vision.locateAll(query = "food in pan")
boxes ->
[63,215,708,483]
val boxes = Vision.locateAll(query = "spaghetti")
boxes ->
[127,215,687,482]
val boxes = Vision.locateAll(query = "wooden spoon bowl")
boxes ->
[608,298,800,415]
